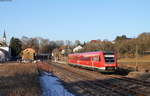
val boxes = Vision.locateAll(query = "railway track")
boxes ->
[54,61,150,86]
[54,61,150,87]
[109,75,150,87]
[41,61,150,96]
[46,61,150,96]
[51,62,121,96]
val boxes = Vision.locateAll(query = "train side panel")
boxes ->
[68,51,117,72]
[91,53,105,70]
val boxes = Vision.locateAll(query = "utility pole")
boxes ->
[135,45,138,71]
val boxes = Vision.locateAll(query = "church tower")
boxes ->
[3,30,6,44]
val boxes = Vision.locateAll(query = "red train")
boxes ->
[68,51,118,72]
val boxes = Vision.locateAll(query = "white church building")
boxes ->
[0,30,10,62]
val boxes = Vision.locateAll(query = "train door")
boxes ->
[92,56,100,68]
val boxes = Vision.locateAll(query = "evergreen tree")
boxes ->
[9,37,22,58]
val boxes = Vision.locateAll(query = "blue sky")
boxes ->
[0,0,150,42]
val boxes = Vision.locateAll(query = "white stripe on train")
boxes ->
[69,63,106,70]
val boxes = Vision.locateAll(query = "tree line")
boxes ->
[9,32,150,59]
[79,32,150,58]
[9,36,72,59]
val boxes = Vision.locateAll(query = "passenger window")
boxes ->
[81,57,90,61]
[92,56,100,61]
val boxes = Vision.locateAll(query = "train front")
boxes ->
[103,52,117,72]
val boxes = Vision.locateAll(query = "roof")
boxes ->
[73,45,83,52]
[0,47,9,52]
[23,48,35,53]
[69,51,114,57]
[90,40,98,43]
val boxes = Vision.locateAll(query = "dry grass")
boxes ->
[36,61,53,72]
[118,55,150,72]
[0,62,40,96]
[118,55,150,62]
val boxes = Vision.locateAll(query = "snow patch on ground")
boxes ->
[39,71,75,96]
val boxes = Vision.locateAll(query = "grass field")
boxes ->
[0,63,40,96]
[118,55,150,72]
[118,55,150,62]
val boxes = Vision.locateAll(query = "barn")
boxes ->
[22,48,36,62]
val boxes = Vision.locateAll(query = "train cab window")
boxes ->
[92,56,100,61]
[104,54,115,63]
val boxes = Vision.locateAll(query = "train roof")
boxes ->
[69,51,114,57]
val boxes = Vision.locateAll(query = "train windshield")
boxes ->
[104,53,115,64]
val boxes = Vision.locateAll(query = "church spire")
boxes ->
[3,29,6,44]
[3,29,6,39]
